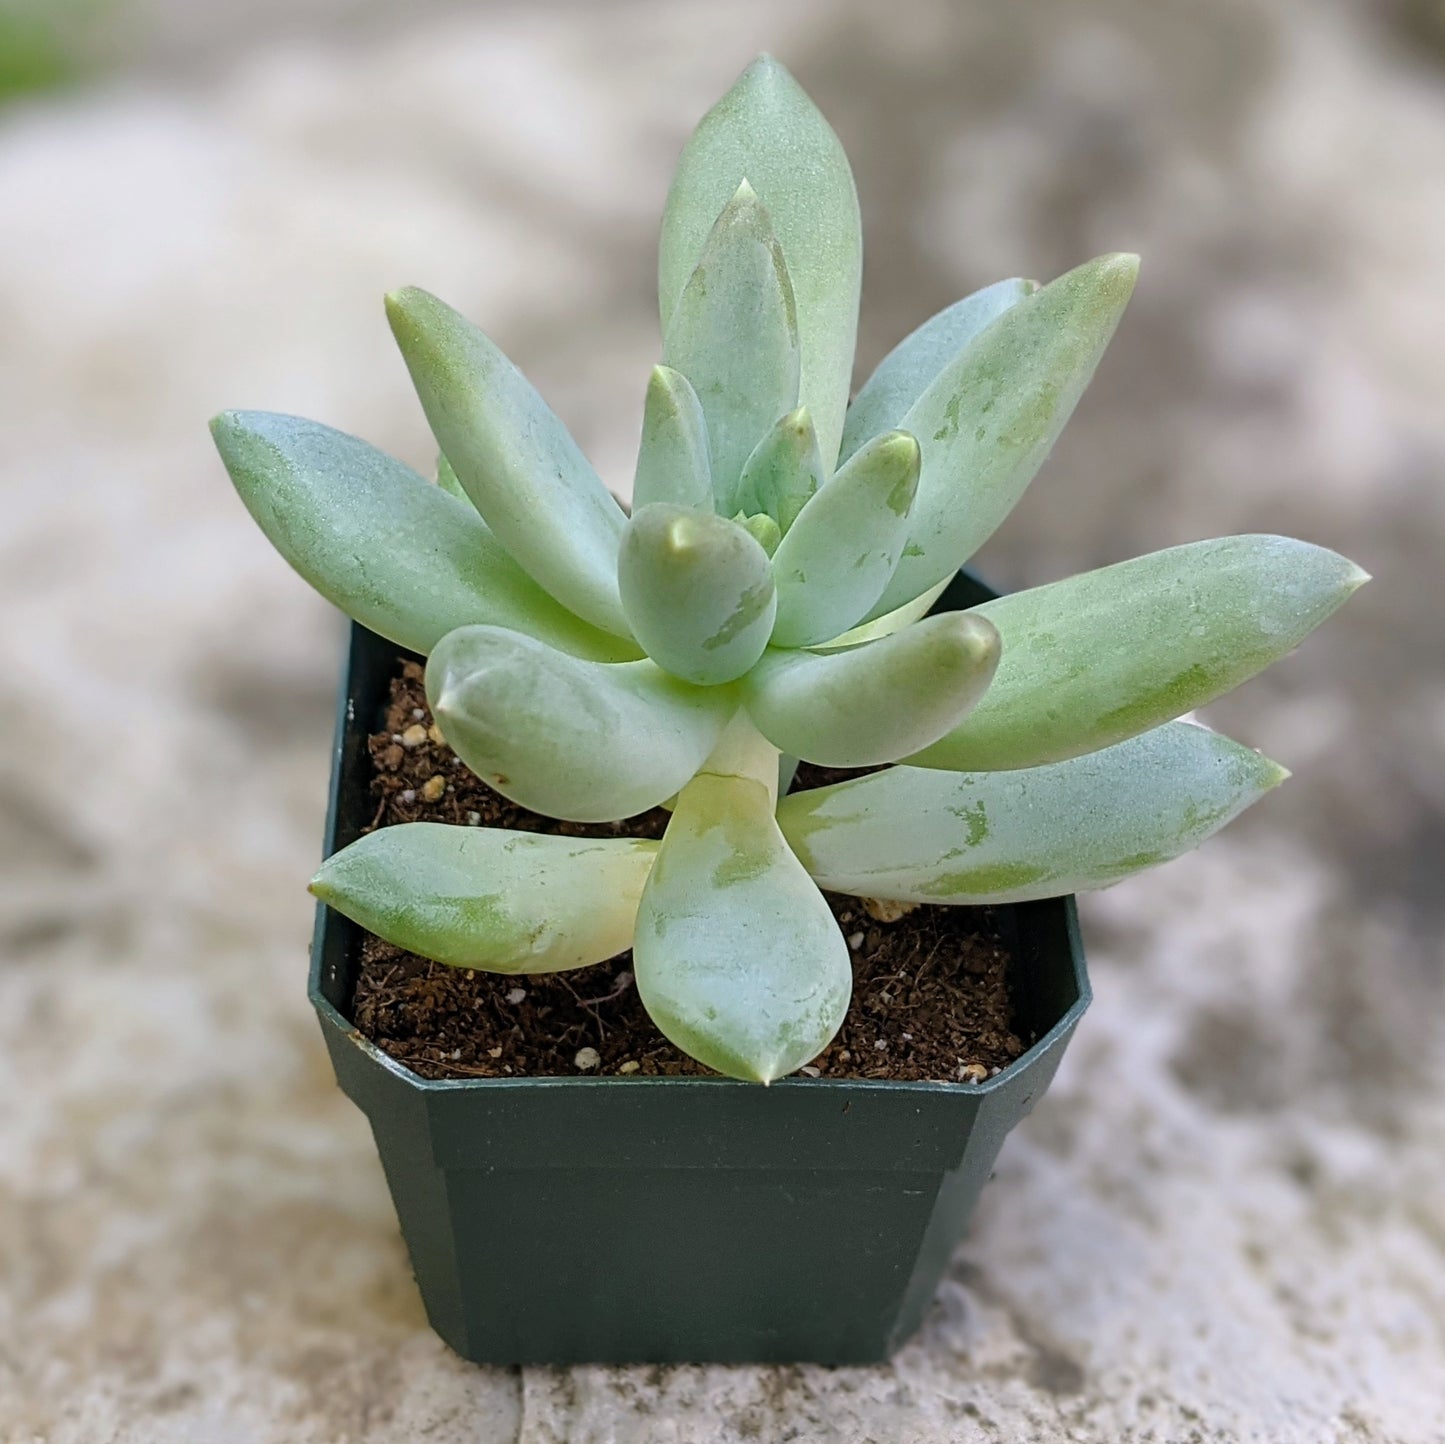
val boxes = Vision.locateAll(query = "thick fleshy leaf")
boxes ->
[738,511,781,555]
[908,536,1369,772]
[386,287,630,636]
[735,407,823,533]
[659,55,861,470]
[211,411,631,661]
[870,254,1139,618]
[779,722,1287,904]
[770,430,921,647]
[435,452,470,504]
[634,770,851,1083]
[632,366,714,513]
[662,182,800,508]
[839,277,1036,464]
[427,625,739,821]
[820,578,951,650]
[311,824,656,973]
[618,504,777,685]
[745,612,1000,767]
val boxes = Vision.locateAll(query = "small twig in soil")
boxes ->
[580,971,634,1009]
[557,971,633,1040]
[910,938,947,998]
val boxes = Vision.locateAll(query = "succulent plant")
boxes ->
[212,56,1365,1083]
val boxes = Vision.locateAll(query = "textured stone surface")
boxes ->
[1,1,1442,1440]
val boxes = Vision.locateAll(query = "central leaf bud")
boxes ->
[735,511,782,556]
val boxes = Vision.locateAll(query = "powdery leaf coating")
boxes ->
[663,181,800,512]
[632,365,714,514]
[386,287,631,637]
[659,55,861,471]
[311,824,657,973]
[871,253,1140,619]
[618,504,778,686]
[634,769,851,1083]
[212,56,1371,1084]
[427,625,739,822]
[839,277,1036,464]
[434,452,471,505]
[908,536,1370,772]
[821,579,954,651]
[735,407,823,534]
[778,721,1288,904]
[744,612,1000,768]
[212,411,631,662]
[770,430,922,648]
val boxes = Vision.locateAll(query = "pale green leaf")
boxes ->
[908,536,1370,772]
[737,511,781,555]
[819,578,951,650]
[634,769,850,1082]
[839,277,1036,463]
[633,365,714,513]
[735,407,823,533]
[427,625,739,821]
[435,451,469,505]
[779,722,1287,904]
[662,181,800,509]
[770,430,921,647]
[211,411,633,661]
[659,55,861,470]
[871,253,1139,618]
[618,504,777,685]
[746,612,999,766]
[310,824,656,973]
[386,287,630,636]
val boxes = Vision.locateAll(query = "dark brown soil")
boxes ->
[350,660,1028,1083]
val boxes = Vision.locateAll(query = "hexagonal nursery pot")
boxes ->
[308,572,1091,1366]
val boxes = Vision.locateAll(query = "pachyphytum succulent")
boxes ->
[213,56,1365,1083]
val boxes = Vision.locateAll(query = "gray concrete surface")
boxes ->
[1,1,1442,1439]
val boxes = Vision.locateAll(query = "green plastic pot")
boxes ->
[309,571,1091,1365]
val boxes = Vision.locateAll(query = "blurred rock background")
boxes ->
[1,0,1442,1439]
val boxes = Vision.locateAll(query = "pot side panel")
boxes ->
[436,1165,943,1365]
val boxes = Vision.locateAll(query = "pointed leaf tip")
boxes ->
[747,611,1000,767]
[633,365,713,514]
[634,769,850,1081]
[869,252,1141,617]
[426,625,737,821]
[311,824,657,973]
[907,536,1365,772]
[731,54,804,100]
[781,721,1288,905]
[769,427,923,647]
[873,430,922,484]
[735,406,824,531]
[386,286,630,636]
[210,409,630,660]
[660,57,860,468]
[663,184,800,505]
[839,276,1037,463]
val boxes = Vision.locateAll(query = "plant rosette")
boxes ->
[215,57,1364,1363]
